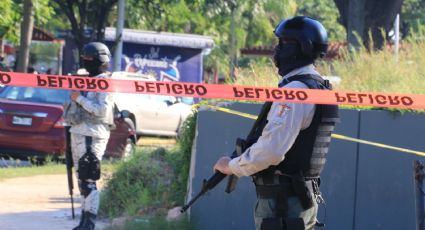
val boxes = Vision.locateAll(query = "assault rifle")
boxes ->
[181,102,272,213]
[64,126,75,219]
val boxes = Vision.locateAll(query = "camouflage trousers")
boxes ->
[71,133,108,215]
[254,188,318,230]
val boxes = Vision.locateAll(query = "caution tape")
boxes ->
[2,71,425,109]
[200,104,425,158]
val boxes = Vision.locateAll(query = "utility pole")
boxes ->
[394,14,400,62]
[229,0,237,81]
[16,0,34,73]
[113,0,125,72]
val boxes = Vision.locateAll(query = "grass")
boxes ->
[103,216,193,230]
[0,158,119,180]
[234,38,425,95]
[229,33,425,112]
[0,161,65,180]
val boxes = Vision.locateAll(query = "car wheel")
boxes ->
[123,138,135,159]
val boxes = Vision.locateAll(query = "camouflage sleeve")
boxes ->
[75,92,113,118]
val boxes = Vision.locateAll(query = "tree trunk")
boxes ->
[334,0,404,50]
[16,0,34,73]
[0,38,4,59]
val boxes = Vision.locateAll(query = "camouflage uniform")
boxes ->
[64,73,114,217]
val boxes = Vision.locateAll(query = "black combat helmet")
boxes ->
[81,42,111,75]
[274,16,328,59]
[273,16,328,76]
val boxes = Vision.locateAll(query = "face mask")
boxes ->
[273,42,313,76]
[273,43,300,68]
[82,59,101,76]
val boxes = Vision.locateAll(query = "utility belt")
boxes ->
[252,171,321,210]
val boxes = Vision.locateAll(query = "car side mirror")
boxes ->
[164,100,174,106]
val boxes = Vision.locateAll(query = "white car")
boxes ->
[111,72,193,137]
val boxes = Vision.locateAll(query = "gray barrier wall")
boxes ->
[188,103,425,230]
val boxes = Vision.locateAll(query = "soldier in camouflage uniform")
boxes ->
[64,42,114,230]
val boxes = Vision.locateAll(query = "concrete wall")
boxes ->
[188,103,425,230]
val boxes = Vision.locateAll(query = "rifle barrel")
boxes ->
[181,191,204,213]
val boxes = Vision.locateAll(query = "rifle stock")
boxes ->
[181,102,273,213]
[64,126,75,219]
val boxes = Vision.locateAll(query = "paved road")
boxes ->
[0,174,108,230]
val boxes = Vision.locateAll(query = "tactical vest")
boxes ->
[63,73,115,129]
[256,74,340,179]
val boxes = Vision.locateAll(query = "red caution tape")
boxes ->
[1,71,425,109]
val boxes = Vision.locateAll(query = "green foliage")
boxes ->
[29,42,61,67]
[320,38,425,95]
[99,148,175,217]
[0,1,21,42]
[100,113,197,218]
[167,112,197,204]
[104,216,193,230]
[402,0,425,33]
[295,0,346,41]
[33,0,54,25]
[0,160,64,180]
[124,0,300,78]
[232,35,425,112]
[0,0,55,43]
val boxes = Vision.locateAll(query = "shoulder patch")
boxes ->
[277,103,291,117]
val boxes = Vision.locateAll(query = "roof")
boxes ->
[240,42,347,59]
[32,27,55,41]
[104,27,214,50]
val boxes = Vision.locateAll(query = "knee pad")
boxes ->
[84,189,100,214]
[79,180,97,197]
[78,152,101,180]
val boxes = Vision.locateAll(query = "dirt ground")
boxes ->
[0,174,110,230]
[0,137,176,230]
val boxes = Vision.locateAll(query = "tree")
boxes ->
[296,0,345,41]
[0,1,21,57]
[0,0,54,71]
[401,0,425,37]
[51,0,118,54]
[334,0,404,49]
[16,0,34,73]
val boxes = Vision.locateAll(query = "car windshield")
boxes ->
[0,86,70,105]
[180,97,194,105]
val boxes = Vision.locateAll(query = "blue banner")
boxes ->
[107,42,203,83]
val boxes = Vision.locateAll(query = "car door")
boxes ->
[150,95,181,134]
[113,92,157,135]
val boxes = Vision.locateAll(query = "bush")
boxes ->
[99,113,197,218]
[104,216,193,230]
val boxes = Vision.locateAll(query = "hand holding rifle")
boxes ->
[180,102,273,213]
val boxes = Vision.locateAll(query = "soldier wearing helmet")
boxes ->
[64,42,114,230]
[214,16,339,230]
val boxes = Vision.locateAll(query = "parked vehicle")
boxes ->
[0,86,136,160]
[111,72,193,137]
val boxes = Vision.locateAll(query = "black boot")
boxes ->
[80,211,96,230]
[72,211,86,230]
